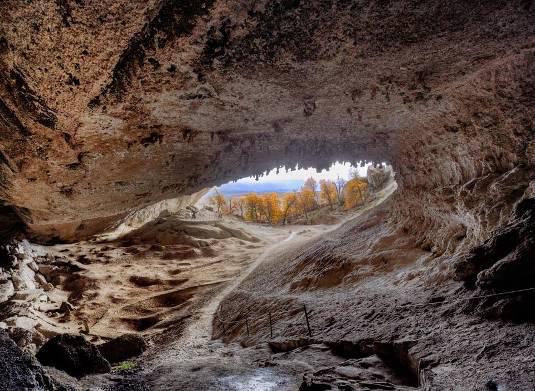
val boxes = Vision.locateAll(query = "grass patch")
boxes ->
[115,361,137,372]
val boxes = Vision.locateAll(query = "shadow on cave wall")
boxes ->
[453,198,535,321]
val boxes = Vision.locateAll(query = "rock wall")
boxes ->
[0,329,55,390]
[366,165,393,190]
[0,0,533,288]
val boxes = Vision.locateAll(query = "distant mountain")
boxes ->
[218,179,304,196]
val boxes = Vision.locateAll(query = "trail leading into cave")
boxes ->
[179,230,298,352]
[142,181,399,390]
[140,222,325,390]
[147,224,312,364]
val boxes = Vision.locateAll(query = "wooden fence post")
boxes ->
[303,304,312,337]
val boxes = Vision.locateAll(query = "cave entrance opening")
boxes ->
[198,161,394,225]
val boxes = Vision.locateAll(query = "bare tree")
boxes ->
[335,176,346,205]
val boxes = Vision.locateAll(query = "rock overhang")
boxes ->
[0,0,532,242]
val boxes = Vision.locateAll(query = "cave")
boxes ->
[0,1,534,390]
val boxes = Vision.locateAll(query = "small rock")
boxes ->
[18,264,37,289]
[5,316,36,331]
[97,334,147,364]
[28,261,39,273]
[11,274,25,290]
[59,301,74,314]
[0,280,14,303]
[36,334,111,378]
[12,289,46,302]
[38,264,57,277]
[8,326,33,349]
[35,273,48,286]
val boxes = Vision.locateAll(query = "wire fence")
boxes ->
[214,286,535,340]
[215,303,313,339]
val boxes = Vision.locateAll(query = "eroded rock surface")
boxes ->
[36,334,111,378]
[0,329,55,391]
[0,1,533,247]
[0,1,534,390]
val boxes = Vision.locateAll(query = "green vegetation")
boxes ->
[115,361,137,372]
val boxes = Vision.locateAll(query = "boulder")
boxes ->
[28,261,39,273]
[8,326,34,349]
[0,329,55,390]
[36,334,111,378]
[97,334,147,364]
[0,279,14,303]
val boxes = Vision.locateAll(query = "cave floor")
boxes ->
[130,206,416,391]
[34,181,428,390]
[25,183,535,391]
[38,217,343,390]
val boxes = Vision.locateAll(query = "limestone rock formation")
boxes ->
[367,165,393,190]
[97,334,147,364]
[0,0,532,248]
[36,334,111,378]
[0,330,55,391]
[0,1,534,389]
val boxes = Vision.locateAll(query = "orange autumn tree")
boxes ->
[319,179,337,210]
[281,191,298,224]
[219,170,373,224]
[344,177,368,209]
[262,192,282,224]
[297,187,316,223]
[244,193,262,222]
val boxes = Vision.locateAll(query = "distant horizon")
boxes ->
[216,161,372,197]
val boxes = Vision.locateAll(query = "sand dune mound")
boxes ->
[116,216,260,246]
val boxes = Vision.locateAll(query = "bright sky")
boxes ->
[236,161,371,184]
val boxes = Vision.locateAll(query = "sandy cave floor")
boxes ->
[30,181,535,391]
[31,182,428,391]
[35,213,349,390]
[34,200,396,391]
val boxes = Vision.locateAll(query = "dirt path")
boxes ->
[177,231,298,354]
[140,227,318,390]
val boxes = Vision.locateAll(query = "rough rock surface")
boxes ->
[0,1,533,246]
[0,0,533,318]
[0,329,55,391]
[367,165,393,190]
[0,1,534,389]
[97,334,147,364]
[215,199,535,389]
[36,334,111,378]
[453,198,535,290]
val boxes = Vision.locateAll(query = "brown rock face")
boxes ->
[0,0,533,268]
